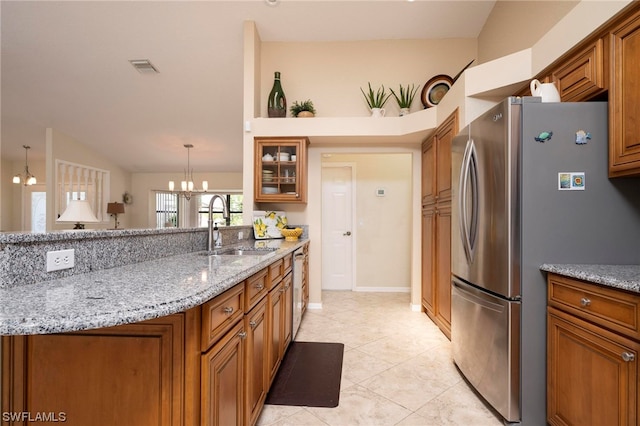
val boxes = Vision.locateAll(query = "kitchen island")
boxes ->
[1,233,309,426]
[541,264,640,426]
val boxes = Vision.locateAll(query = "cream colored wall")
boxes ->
[46,128,131,231]
[129,172,243,229]
[477,1,579,64]
[322,153,412,291]
[260,39,477,118]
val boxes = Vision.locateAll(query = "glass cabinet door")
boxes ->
[255,137,308,203]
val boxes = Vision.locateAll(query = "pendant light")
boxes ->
[168,144,208,201]
[13,145,37,186]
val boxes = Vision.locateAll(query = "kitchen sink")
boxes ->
[199,247,277,256]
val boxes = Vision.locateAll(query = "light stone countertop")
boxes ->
[540,264,640,293]
[0,239,306,336]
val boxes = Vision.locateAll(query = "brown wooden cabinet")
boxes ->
[2,313,197,426]
[244,296,269,426]
[547,273,640,425]
[421,109,457,339]
[552,38,606,102]
[301,242,310,316]
[201,320,246,426]
[608,5,640,177]
[254,137,309,203]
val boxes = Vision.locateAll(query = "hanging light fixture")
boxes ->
[168,144,208,201]
[13,145,37,186]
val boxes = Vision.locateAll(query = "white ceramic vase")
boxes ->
[399,108,410,117]
[371,108,386,118]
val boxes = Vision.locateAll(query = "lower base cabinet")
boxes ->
[2,252,301,426]
[547,273,640,425]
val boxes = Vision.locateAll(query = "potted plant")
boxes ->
[290,99,316,117]
[390,83,419,116]
[360,82,391,117]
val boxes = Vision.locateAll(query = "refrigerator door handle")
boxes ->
[459,139,479,264]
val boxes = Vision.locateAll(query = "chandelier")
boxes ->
[168,144,208,201]
[13,145,37,186]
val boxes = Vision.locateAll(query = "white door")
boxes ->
[321,165,354,290]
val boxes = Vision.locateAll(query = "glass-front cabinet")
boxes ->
[254,137,309,203]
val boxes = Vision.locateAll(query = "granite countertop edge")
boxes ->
[540,264,640,293]
[0,239,307,336]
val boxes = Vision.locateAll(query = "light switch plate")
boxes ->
[46,249,75,272]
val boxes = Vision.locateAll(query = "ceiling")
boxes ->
[1,0,496,173]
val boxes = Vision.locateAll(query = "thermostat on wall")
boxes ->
[376,188,386,197]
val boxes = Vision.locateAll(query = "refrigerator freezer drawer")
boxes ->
[451,277,520,422]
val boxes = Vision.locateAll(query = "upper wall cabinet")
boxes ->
[254,137,309,203]
[551,38,606,102]
[608,6,640,178]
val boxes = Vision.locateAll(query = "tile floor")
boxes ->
[257,291,504,426]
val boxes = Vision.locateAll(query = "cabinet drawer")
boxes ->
[269,258,284,288]
[552,38,605,102]
[548,274,640,339]
[201,284,244,351]
[245,268,269,311]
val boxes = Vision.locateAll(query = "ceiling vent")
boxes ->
[129,59,159,74]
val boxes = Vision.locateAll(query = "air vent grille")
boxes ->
[129,59,159,74]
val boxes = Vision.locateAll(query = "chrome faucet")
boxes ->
[207,194,229,252]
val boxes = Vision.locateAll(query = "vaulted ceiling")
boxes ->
[1,0,497,173]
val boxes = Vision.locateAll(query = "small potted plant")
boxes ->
[290,99,316,117]
[390,83,419,116]
[360,82,391,117]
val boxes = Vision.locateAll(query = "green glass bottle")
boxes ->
[268,71,287,118]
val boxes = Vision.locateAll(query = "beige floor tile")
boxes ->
[306,384,412,426]
[261,291,506,426]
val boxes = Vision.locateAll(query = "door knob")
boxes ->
[343,231,352,236]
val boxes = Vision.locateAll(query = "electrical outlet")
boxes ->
[46,249,75,272]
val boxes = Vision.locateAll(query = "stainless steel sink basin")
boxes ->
[199,247,277,256]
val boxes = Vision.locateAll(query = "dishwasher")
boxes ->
[292,246,304,339]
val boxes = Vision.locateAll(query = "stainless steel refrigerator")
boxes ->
[450,97,640,425]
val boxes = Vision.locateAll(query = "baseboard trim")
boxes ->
[352,287,410,293]
[410,303,422,312]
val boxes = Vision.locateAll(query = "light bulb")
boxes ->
[169,181,175,191]
[202,181,208,191]
[181,181,187,191]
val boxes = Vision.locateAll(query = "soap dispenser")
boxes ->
[213,222,222,248]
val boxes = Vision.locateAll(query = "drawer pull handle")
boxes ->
[250,320,257,329]
[255,284,264,290]
[622,352,635,362]
[580,297,591,307]
[238,331,247,339]
[223,307,234,314]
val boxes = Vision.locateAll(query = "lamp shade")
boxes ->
[57,200,99,224]
[107,202,125,215]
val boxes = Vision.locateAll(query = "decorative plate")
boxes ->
[253,210,287,239]
[421,74,453,108]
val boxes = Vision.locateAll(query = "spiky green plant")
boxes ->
[390,84,419,109]
[360,82,391,109]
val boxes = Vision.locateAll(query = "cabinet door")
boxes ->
[421,205,436,317]
[548,308,639,426]
[244,297,269,426]
[608,8,640,177]
[552,38,605,102]
[4,315,186,426]
[422,136,436,205]
[435,112,457,202]
[268,281,284,384]
[435,202,452,339]
[255,137,309,203]
[201,321,246,426]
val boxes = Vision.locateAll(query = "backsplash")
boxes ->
[0,226,253,289]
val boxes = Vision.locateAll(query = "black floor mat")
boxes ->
[265,341,344,408]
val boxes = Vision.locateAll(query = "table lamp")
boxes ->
[107,202,125,229]
[57,200,99,229]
